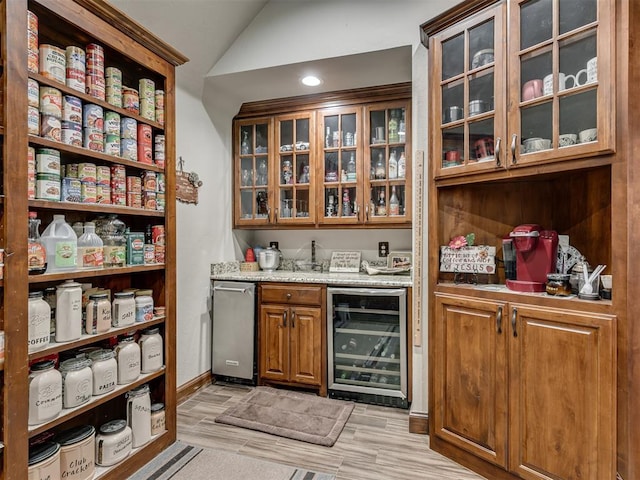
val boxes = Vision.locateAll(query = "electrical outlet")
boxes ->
[269,241,279,249]
[379,241,389,257]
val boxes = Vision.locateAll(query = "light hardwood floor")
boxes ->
[177,382,486,480]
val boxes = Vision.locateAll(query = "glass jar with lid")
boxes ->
[88,349,117,396]
[134,289,154,323]
[126,383,151,448]
[85,292,111,334]
[95,419,132,466]
[112,291,135,327]
[29,359,62,425]
[59,357,93,408]
[115,335,141,384]
[139,327,163,373]
[28,290,51,353]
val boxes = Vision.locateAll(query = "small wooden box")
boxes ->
[239,261,259,272]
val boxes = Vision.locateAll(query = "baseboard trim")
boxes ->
[409,411,429,434]
[177,371,213,404]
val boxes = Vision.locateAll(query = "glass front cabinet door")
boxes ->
[235,118,273,226]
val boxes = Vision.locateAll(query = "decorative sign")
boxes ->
[329,251,362,273]
[439,245,496,274]
[176,171,199,204]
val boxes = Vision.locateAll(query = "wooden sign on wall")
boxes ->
[176,171,198,204]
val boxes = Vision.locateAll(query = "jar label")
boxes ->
[28,242,47,272]
[55,241,77,267]
[79,246,104,268]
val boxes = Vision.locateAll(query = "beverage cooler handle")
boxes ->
[283,310,287,327]
[511,307,518,337]
[213,286,248,294]
[496,305,503,334]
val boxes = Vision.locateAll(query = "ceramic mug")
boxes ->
[566,69,588,89]
[522,79,543,101]
[544,73,574,94]
[474,137,494,159]
[523,137,551,153]
[446,106,463,123]
[587,56,597,83]
[578,128,597,143]
[558,133,578,147]
[445,150,461,163]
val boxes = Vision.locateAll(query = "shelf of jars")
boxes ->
[28,265,165,284]
[29,199,165,217]
[93,431,169,479]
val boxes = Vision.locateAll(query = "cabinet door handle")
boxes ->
[267,205,272,223]
[283,310,287,327]
[511,307,518,337]
[291,310,295,328]
[496,305,503,334]
[365,204,369,222]
[274,207,279,223]
[510,134,518,165]
[494,137,502,167]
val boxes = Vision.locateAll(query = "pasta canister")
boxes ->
[65,46,86,93]
[39,44,66,83]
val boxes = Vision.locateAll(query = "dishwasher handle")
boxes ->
[213,286,249,294]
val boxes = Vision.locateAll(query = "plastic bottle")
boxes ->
[389,186,400,216]
[77,222,104,269]
[28,211,47,274]
[41,214,77,273]
[100,214,126,267]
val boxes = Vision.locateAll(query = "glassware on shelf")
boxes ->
[397,152,406,178]
[377,189,387,216]
[99,214,126,268]
[388,151,398,179]
[389,186,400,216]
[347,152,356,181]
[342,189,352,217]
[388,111,399,143]
[375,153,386,179]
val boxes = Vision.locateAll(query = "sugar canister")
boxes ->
[115,335,141,384]
[59,357,93,408]
[55,425,95,480]
[88,349,117,396]
[126,383,151,448]
[139,327,163,373]
[28,441,61,480]
[95,419,132,466]
[55,279,83,342]
[29,359,62,425]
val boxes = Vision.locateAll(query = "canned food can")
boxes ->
[110,164,126,181]
[126,176,142,193]
[78,163,97,183]
[137,143,153,164]
[28,176,36,199]
[85,43,104,73]
[111,192,126,206]
[143,191,157,210]
[62,95,82,123]
[27,47,39,75]
[65,163,79,178]
[139,78,155,99]
[105,67,122,86]
[81,181,97,203]
[144,244,155,264]
[104,135,120,156]
[151,225,165,245]
[61,122,83,147]
[36,173,61,201]
[140,98,155,121]
[36,148,61,175]
[39,86,62,117]
[28,146,36,164]
[83,104,103,130]
[65,46,86,92]
[96,166,111,185]
[154,134,165,151]
[39,44,66,83]
[28,78,40,107]
[122,87,139,113]
[154,90,165,110]
[120,138,137,161]
[83,128,104,152]
[126,192,142,208]
[120,117,137,140]
[155,108,165,127]
[85,74,105,101]
[105,86,123,108]
[27,29,39,54]
[137,124,152,145]
[156,173,165,193]
[104,111,120,135]
[28,106,40,135]
[141,171,157,192]
[61,177,82,202]
[96,184,111,204]
[156,192,165,212]
[27,10,38,33]
[154,244,165,263]
[154,156,165,169]
[41,115,62,142]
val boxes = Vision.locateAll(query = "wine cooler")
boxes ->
[327,287,408,408]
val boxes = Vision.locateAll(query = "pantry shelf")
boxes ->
[28,198,166,217]
[28,264,165,283]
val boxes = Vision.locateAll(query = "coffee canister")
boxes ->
[28,441,61,480]
[95,419,132,467]
[126,383,151,448]
[55,425,96,480]
[55,279,83,342]
[29,359,62,425]
[28,291,51,353]
[59,357,92,408]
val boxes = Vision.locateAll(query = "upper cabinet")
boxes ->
[233,84,412,229]
[429,0,614,181]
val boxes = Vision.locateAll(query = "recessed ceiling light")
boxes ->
[301,75,322,87]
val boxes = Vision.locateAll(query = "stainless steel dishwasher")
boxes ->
[212,281,256,383]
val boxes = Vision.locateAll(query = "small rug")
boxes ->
[129,441,335,480]
[214,386,354,447]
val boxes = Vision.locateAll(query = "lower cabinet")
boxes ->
[433,293,616,480]
[259,284,326,395]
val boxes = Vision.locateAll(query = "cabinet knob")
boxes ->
[286,293,292,299]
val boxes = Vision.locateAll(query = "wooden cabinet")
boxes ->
[258,284,326,396]
[232,84,412,229]
[433,293,616,480]
[0,1,186,479]
[427,0,614,181]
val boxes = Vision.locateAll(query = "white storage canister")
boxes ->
[85,292,111,334]
[115,335,141,384]
[112,291,135,327]
[28,291,51,353]
[28,441,61,480]
[95,419,132,467]
[55,425,95,480]
[134,290,154,323]
[28,359,62,425]
[55,279,83,342]
[139,327,163,373]
[150,402,166,436]
[88,349,117,396]
[59,357,92,408]
[126,384,151,448]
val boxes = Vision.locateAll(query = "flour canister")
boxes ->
[95,419,132,466]
[55,279,83,342]
[126,384,151,448]
[28,359,62,425]
[59,357,92,408]
[55,425,96,480]
[28,441,61,480]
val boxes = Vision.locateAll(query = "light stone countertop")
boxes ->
[210,269,412,287]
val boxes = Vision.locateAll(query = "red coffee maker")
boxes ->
[506,224,558,292]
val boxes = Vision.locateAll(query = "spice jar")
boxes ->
[28,441,61,480]
[115,335,141,384]
[126,383,151,448]
[28,290,51,353]
[55,279,83,342]
[112,291,135,327]
[55,425,95,480]
[29,359,62,425]
[134,289,154,323]
[59,357,93,408]
[150,402,166,436]
[88,349,117,396]
[546,273,572,296]
[85,292,111,334]
[139,327,163,373]
[95,419,132,467]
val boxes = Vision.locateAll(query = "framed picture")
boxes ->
[388,251,412,269]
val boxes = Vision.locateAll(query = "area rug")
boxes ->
[129,441,335,480]
[214,386,354,447]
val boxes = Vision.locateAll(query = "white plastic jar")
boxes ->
[28,290,51,353]
[88,349,117,396]
[139,327,163,373]
[85,292,111,334]
[95,419,132,467]
[55,279,83,342]
[126,383,151,448]
[29,359,62,425]
[115,335,141,384]
[55,425,95,480]
[59,357,93,408]
[134,289,154,323]
[28,441,61,480]
[112,291,135,327]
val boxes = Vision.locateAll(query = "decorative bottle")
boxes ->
[388,111,399,143]
[28,211,47,275]
[342,189,352,217]
[389,186,400,216]
[397,151,406,178]
[347,152,356,181]
[375,153,386,179]
[388,151,398,179]
[377,190,387,216]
